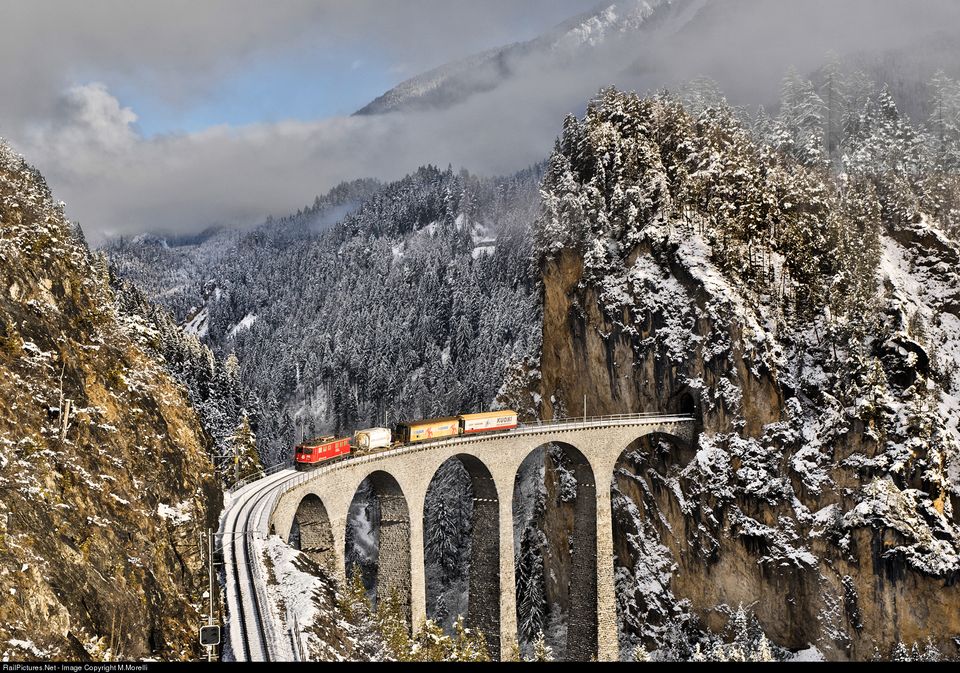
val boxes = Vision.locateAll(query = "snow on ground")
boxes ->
[261,537,322,660]
[551,0,668,52]
[789,646,826,661]
[674,229,783,370]
[3,639,52,660]
[183,307,209,339]
[879,230,960,498]
[880,232,960,395]
[228,313,258,338]
[157,500,193,525]
[258,536,367,662]
[471,244,496,259]
[842,477,959,576]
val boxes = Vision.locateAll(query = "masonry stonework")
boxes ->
[293,494,336,571]
[565,448,599,660]
[269,418,694,661]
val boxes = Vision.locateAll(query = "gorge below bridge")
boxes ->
[221,413,697,662]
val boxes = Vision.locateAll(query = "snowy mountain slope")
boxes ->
[519,86,960,660]
[108,166,544,465]
[0,140,221,660]
[356,0,960,120]
[356,0,693,116]
[107,178,381,323]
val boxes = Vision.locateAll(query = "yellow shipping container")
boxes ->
[396,417,460,444]
[459,410,518,434]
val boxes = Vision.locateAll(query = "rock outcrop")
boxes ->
[0,141,221,660]
[525,90,960,660]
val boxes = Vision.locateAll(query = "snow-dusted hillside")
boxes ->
[0,140,221,660]
[355,0,694,116]
[519,82,960,660]
[108,166,544,465]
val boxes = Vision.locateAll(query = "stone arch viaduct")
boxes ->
[268,414,695,662]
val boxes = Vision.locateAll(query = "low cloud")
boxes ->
[4,0,960,241]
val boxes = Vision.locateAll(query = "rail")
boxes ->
[267,413,695,505]
[221,469,303,661]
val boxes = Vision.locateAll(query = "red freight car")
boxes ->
[294,435,351,471]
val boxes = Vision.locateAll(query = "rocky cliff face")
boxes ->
[0,141,221,660]
[543,230,960,660]
[523,90,960,660]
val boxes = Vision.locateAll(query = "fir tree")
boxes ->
[452,616,491,662]
[376,589,412,661]
[531,631,553,662]
[226,412,262,485]
[633,643,651,661]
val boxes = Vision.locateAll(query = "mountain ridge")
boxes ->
[355,0,686,117]
[354,0,960,120]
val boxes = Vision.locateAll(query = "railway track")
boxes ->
[219,468,299,661]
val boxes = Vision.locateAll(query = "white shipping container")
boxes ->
[461,412,518,434]
[354,427,392,451]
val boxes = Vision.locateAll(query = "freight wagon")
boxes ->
[354,427,392,452]
[394,417,460,444]
[459,410,518,434]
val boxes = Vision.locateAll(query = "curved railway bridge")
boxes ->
[220,413,696,662]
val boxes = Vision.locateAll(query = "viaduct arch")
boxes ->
[269,415,695,661]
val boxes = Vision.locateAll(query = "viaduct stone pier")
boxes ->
[268,414,695,661]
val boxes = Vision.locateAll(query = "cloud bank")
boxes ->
[3,0,960,241]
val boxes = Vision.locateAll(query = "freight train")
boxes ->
[294,410,518,471]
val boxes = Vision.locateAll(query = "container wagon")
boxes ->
[459,410,518,435]
[395,417,460,445]
[353,427,392,453]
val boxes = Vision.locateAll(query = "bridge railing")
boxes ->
[517,412,694,430]
[266,413,695,503]
[228,461,293,494]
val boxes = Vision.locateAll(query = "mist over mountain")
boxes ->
[5,0,960,240]
[356,0,960,118]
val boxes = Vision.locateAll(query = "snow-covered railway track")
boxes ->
[220,468,298,662]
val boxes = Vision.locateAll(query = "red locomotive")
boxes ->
[294,436,352,471]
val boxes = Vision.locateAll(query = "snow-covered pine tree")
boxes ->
[778,68,827,167]
[226,412,262,486]
[516,526,547,646]
[927,70,960,172]
[819,53,849,158]
[531,631,553,662]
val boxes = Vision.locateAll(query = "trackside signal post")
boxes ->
[201,528,220,661]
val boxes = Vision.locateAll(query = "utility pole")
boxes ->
[207,528,215,662]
